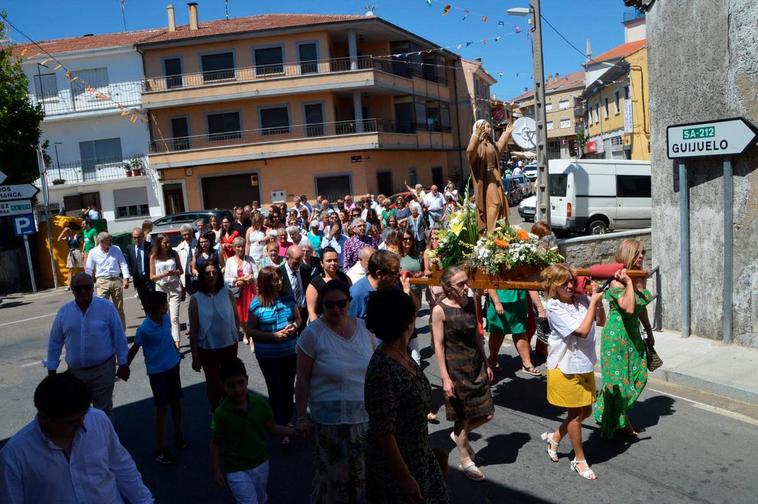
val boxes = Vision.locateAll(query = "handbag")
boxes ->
[646,340,663,371]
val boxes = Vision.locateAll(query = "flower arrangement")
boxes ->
[431,188,563,275]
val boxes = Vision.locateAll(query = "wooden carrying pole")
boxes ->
[409,267,648,290]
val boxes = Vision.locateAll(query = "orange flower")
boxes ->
[494,239,509,248]
[516,228,529,241]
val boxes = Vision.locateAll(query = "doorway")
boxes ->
[376,171,393,196]
[162,183,185,214]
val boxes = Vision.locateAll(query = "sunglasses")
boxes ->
[72,285,93,292]
[324,299,348,309]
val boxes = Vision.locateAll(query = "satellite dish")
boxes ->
[512,117,537,150]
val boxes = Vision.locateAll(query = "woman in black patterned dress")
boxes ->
[364,289,447,504]
[432,266,494,481]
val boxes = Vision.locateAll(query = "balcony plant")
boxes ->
[123,156,145,176]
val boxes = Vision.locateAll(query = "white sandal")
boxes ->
[570,459,597,480]
[540,432,559,462]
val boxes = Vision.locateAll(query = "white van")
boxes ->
[545,159,651,234]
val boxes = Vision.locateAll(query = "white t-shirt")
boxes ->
[423,192,445,212]
[545,296,597,374]
[297,318,377,424]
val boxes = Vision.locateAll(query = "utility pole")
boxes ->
[530,0,551,224]
[37,145,59,289]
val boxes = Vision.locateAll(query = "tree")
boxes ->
[0,13,45,184]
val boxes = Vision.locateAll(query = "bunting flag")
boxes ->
[461,9,469,20]
[443,4,451,15]
[481,16,488,23]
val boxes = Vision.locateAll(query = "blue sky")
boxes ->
[2,0,631,99]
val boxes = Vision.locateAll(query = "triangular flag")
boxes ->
[494,36,501,42]
[462,9,469,20]
[515,25,522,34]
[481,16,488,23]
[456,43,463,49]
[443,4,451,15]
[130,114,138,123]
[54,64,62,70]
[465,42,472,47]
[20,47,28,57]
[426,0,432,5]
[498,20,505,26]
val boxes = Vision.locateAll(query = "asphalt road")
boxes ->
[1,286,757,504]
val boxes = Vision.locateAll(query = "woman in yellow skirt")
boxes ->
[541,264,606,480]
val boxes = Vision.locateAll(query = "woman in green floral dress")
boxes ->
[594,239,655,439]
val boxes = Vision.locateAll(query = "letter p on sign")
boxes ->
[12,214,37,237]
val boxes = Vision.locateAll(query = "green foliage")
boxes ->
[0,14,45,184]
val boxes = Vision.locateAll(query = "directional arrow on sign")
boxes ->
[0,184,40,201]
[0,170,6,184]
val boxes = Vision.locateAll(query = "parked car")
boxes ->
[548,158,651,234]
[152,209,231,231]
[523,163,538,181]
[511,173,532,198]
[502,174,522,207]
[518,195,537,222]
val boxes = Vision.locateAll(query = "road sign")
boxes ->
[12,214,37,236]
[0,184,39,201]
[0,200,33,216]
[667,117,757,159]
[0,170,6,184]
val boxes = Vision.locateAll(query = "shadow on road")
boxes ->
[0,301,30,310]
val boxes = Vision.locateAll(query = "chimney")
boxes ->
[167,4,176,32]
[188,2,199,30]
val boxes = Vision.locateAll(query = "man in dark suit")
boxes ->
[278,244,311,332]
[124,227,153,313]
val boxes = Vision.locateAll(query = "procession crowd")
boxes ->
[0,183,657,504]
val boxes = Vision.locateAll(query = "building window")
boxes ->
[559,99,570,110]
[259,106,290,135]
[201,52,235,82]
[545,102,553,112]
[604,98,609,119]
[207,112,241,141]
[408,168,418,186]
[614,91,620,114]
[164,58,183,89]
[114,187,150,219]
[254,46,284,76]
[304,103,324,137]
[546,121,554,130]
[78,138,123,177]
[71,68,108,99]
[34,73,58,101]
[315,174,351,202]
[617,175,651,198]
[170,117,190,150]
[595,104,600,124]
[298,43,318,74]
[560,118,571,129]
[63,192,101,217]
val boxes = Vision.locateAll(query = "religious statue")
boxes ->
[466,119,513,233]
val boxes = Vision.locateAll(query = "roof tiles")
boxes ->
[586,39,646,65]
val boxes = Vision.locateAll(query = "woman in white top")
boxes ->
[245,213,267,267]
[541,264,606,480]
[149,234,183,348]
[295,280,376,503]
[189,261,240,411]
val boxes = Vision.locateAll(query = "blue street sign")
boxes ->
[12,214,37,236]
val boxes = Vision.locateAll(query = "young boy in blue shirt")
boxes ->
[127,290,185,464]
[210,357,296,504]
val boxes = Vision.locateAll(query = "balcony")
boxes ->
[148,118,453,167]
[45,155,148,186]
[31,81,142,118]
[142,56,450,107]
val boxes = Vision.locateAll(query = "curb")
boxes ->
[651,367,758,405]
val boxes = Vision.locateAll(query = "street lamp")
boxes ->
[509,1,550,224]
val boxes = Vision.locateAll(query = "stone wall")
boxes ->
[558,230,653,270]
[647,0,757,347]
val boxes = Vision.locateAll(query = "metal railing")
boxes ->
[30,81,143,116]
[144,55,447,92]
[46,155,148,185]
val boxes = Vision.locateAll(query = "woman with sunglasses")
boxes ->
[189,261,240,411]
[295,280,376,502]
[432,266,494,481]
[248,266,302,444]
[305,246,351,322]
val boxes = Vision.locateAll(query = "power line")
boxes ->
[539,14,587,61]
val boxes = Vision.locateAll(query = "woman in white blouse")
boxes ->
[295,280,377,502]
[149,234,183,349]
[541,264,605,480]
[245,213,267,267]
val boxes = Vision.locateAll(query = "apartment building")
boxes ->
[508,70,585,159]
[139,5,463,210]
[581,12,650,160]
[17,31,164,233]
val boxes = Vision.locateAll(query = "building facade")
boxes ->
[139,8,464,209]
[509,71,585,159]
[581,13,650,161]
[18,32,164,233]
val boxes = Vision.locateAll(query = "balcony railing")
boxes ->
[149,118,452,154]
[31,81,143,117]
[46,155,148,185]
[144,55,447,92]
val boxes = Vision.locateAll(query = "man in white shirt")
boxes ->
[346,246,374,285]
[0,373,153,503]
[85,231,130,329]
[422,185,445,228]
[174,224,197,291]
[46,273,130,421]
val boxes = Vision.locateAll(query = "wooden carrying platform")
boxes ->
[409,265,648,290]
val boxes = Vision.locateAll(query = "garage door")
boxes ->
[202,173,261,209]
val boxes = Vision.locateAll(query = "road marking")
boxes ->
[647,386,758,427]
[20,361,41,368]
[0,313,56,327]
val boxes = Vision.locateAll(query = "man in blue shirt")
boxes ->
[349,250,414,320]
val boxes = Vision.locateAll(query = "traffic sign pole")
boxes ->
[678,160,690,338]
[37,145,59,289]
[722,158,733,343]
[23,235,37,293]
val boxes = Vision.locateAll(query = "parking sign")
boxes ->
[12,214,37,236]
